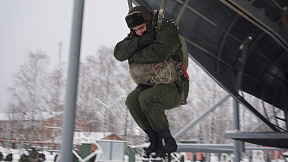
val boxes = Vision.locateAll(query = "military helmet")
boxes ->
[125,6,152,29]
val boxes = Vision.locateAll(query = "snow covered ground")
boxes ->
[0,146,57,162]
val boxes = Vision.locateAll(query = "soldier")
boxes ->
[0,152,3,161]
[19,153,29,162]
[114,6,189,159]
[28,147,39,162]
[5,153,13,161]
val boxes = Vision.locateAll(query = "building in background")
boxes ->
[0,112,91,150]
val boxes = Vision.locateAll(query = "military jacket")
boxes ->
[114,13,182,64]
[114,12,189,103]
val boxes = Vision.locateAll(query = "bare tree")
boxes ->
[47,41,65,112]
[7,51,50,145]
[44,41,66,143]
[77,54,104,132]
[76,46,140,143]
[5,45,268,148]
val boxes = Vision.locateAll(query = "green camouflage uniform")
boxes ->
[28,149,39,162]
[114,14,189,131]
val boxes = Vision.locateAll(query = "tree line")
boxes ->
[5,45,277,147]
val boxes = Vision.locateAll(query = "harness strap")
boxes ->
[157,0,166,28]
[128,0,133,10]
[181,64,189,80]
[157,0,188,105]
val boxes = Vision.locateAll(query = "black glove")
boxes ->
[137,31,156,48]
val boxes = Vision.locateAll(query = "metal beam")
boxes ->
[233,37,252,162]
[60,0,84,161]
[176,0,217,27]
[178,148,233,153]
[225,131,288,148]
[216,14,240,73]
[285,108,288,130]
[233,99,241,162]
[133,143,287,153]
[184,37,234,70]
[233,93,279,131]
[175,0,191,24]
[250,109,282,132]
[174,94,230,140]
[226,131,288,139]
[235,37,252,91]
[219,0,288,51]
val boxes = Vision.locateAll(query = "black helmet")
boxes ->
[125,6,152,29]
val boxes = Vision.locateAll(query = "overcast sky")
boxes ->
[0,0,130,112]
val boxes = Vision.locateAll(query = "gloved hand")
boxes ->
[137,31,156,48]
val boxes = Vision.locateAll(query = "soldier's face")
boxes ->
[133,23,147,36]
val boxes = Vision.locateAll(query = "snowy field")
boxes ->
[0,146,57,162]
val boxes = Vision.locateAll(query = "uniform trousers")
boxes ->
[125,83,181,131]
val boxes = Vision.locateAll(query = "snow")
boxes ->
[42,132,115,145]
[0,146,57,162]
[74,132,112,141]
[0,112,63,121]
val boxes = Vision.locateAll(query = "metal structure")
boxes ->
[61,0,288,161]
[60,0,84,161]
[132,0,288,146]
[127,94,287,161]
[129,0,288,161]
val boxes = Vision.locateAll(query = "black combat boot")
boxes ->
[143,129,160,158]
[151,141,167,160]
[157,127,178,154]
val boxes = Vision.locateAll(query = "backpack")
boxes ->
[129,33,189,87]
[129,16,189,86]
[179,35,188,70]
[177,34,189,80]
[175,34,189,105]
[157,0,189,78]
[158,5,189,80]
